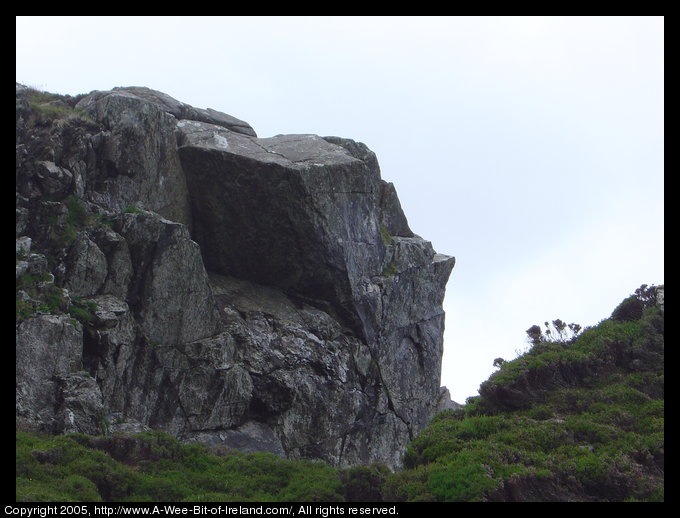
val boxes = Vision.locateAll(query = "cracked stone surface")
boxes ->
[15,84,455,469]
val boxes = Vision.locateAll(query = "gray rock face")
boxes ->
[97,86,257,137]
[63,233,108,297]
[177,124,386,338]
[16,315,103,435]
[113,211,221,345]
[15,83,455,469]
[75,88,193,226]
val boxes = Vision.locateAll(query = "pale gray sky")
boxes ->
[16,16,664,403]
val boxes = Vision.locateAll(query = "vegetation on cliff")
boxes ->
[16,285,663,502]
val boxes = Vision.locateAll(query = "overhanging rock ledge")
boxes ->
[16,84,455,469]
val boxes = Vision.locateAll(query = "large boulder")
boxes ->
[177,120,455,463]
[113,211,221,345]
[96,86,256,137]
[75,89,193,226]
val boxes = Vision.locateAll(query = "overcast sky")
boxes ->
[16,16,664,403]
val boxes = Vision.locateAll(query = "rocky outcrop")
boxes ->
[15,84,454,469]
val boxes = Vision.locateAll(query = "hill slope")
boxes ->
[390,284,664,501]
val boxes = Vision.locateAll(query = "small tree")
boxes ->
[611,284,659,322]
[634,284,658,307]
[492,357,506,369]
[526,325,543,346]
[526,319,582,346]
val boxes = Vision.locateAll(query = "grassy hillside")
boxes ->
[391,285,664,502]
[16,286,663,502]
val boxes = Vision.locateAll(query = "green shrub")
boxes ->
[24,88,94,126]
[64,195,89,227]
[68,304,96,323]
[382,464,435,502]
[426,451,501,502]
[16,298,35,321]
[381,261,398,277]
[16,271,69,322]
[611,295,645,322]
[611,284,659,322]
[124,206,146,214]
[379,225,393,246]
[340,464,390,501]
[41,195,92,248]
[526,405,553,420]
[61,474,102,502]
[277,461,344,502]
[16,478,72,502]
